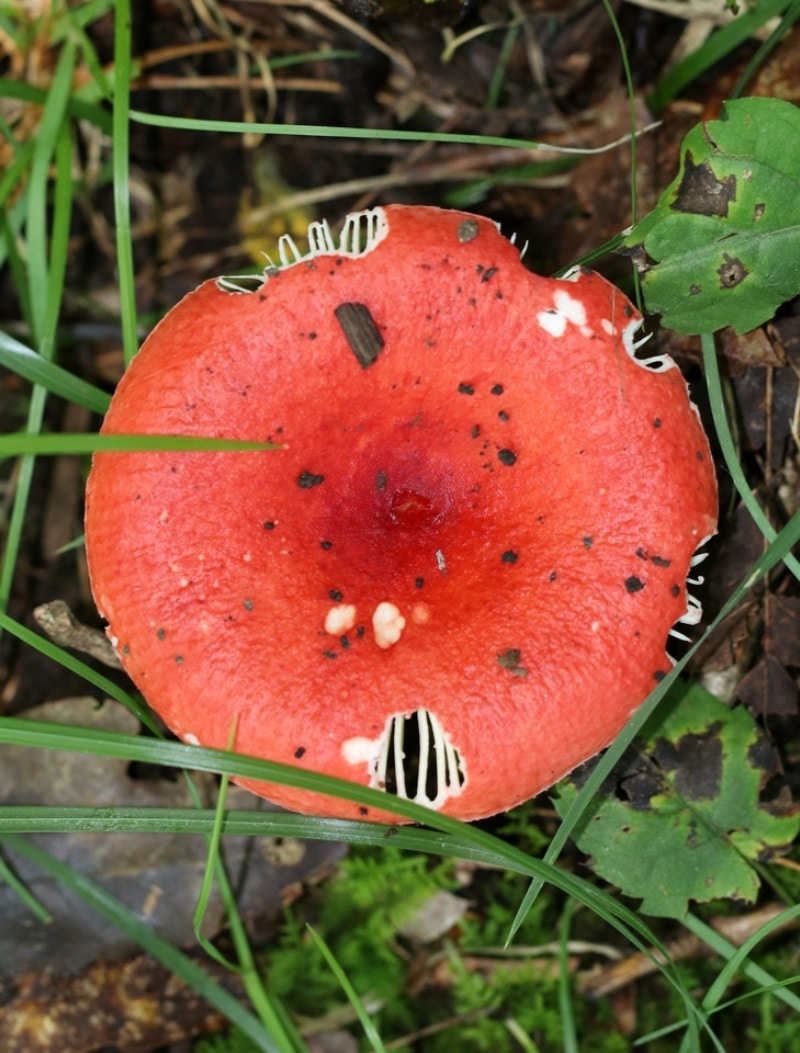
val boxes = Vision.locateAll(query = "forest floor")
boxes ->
[1,2,800,1051]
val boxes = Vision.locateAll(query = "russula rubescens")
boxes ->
[85,204,717,823]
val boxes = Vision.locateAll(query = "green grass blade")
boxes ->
[188,741,307,1052]
[0,32,78,618]
[701,331,800,581]
[557,900,579,1053]
[698,905,800,1014]
[631,911,800,1045]
[0,433,276,456]
[112,0,139,366]
[129,109,655,157]
[0,805,556,878]
[0,204,33,326]
[0,137,34,208]
[648,0,792,112]
[0,387,53,613]
[65,2,114,101]
[485,20,521,110]
[729,0,800,98]
[25,38,76,348]
[0,76,112,131]
[0,331,111,413]
[0,609,157,731]
[0,848,52,923]
[42,120,76,355]
[193,732,242,972]
[601,0,638,225]
[307,924,387,1053]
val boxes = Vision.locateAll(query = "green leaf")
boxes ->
[622,98,800,334]
[552,683,800,919]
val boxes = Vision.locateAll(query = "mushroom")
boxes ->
[84,205,717,823]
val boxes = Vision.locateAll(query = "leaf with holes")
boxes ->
[552,683,799,918]
[622,98,800,335]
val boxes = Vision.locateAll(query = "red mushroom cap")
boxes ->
[85,204,717,822]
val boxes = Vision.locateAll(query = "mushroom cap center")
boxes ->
[390,487,436,525]
[314,418,480,596]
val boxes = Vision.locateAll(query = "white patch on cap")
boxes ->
[537,309,567,338]
[538,284,595,340]
[325,603,358,635]
[553,289,587,328]
[411,602,432,626]
[184,733,200,746]
[341,736,380,767]
[372,601,406,649]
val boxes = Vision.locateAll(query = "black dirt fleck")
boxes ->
[496,648,529,677]
[457,219,480,243]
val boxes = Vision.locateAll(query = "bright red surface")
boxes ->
[85,206,717,821]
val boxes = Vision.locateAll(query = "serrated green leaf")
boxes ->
[623,97,800,335]
[552,683,799,919]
